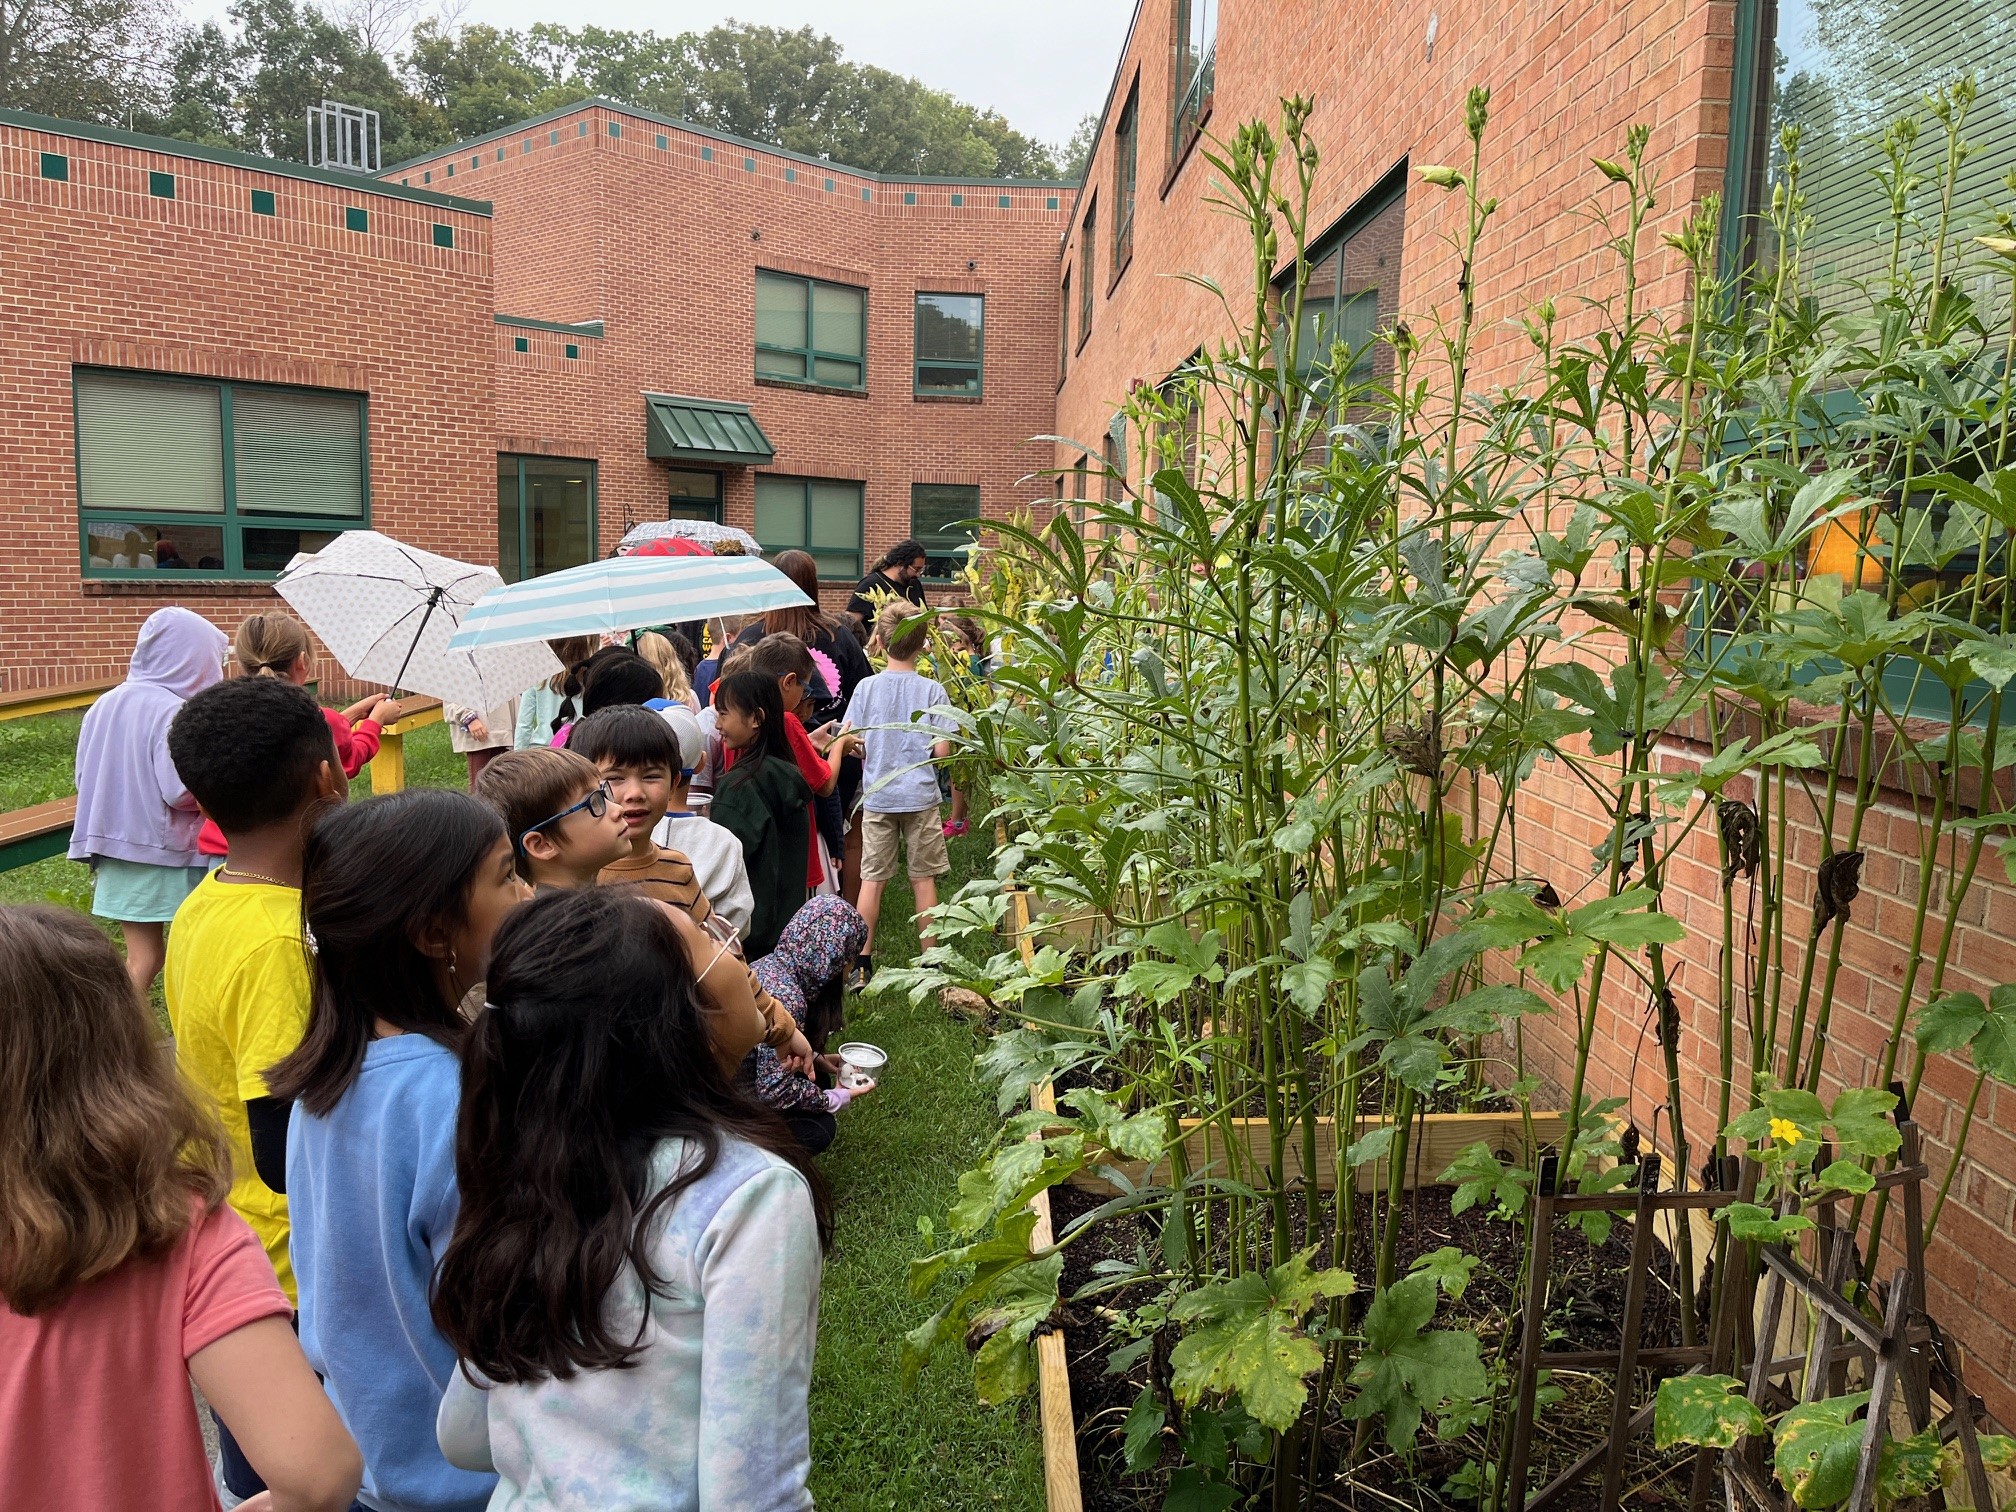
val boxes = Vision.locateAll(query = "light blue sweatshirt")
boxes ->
[436,1135,820,1511]
[289,1034,496,1512]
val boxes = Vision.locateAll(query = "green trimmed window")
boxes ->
[77,371,366,578]
[1078,202,1096,347]
[432,222,453,247]
[666,468,723,521]
[40,152,68,181]
[1293,176,1407,387]
[1171,0,1216,166]
[912,483,980,581]
[252,189,276,216]
[149,171,174,198]
[914,293,983,396]
[1060,269,1072,381]
[755,270,867,389]
[344,206,368,232]
[497,455,595,583]
[754,475,863,579]
[1113,84,1138,275]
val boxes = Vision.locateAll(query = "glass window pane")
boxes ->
[242,526,341,573]
[916,294,983,362]
[497,458,522,582]
[810,550,858,580]
[811,283,865,358]
[521,457,594,577]
[812,356,862,387]
[912,483,979,580]
[665,469,722,521]
[807,481,862,551]
[755,273,807,349]
[756,349,808,380]
[1336,194,1405,384]
[755,477,807,553]
[916,363,982,395]
[233,388,364,517]
[76,374,224,514]
[84,519,226,571]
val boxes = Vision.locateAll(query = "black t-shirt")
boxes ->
[845,568,926,628]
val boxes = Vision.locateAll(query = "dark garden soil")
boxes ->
[1050,1181,1709,1512]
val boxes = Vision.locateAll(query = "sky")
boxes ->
[192,0,1139,149]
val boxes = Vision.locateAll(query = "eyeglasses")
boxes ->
[515,783,611,854]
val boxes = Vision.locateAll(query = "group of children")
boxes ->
[1,590,964,1511]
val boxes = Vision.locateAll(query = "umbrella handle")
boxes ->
[390,586,446,698]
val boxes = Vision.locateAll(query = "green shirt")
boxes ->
[708,753,812,957]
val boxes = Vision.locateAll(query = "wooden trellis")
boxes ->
[1505,1116,1997,1512]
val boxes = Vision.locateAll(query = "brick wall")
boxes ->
[0,115,495,695]
[1051,0,2016,1423]
[398,101,1072,580]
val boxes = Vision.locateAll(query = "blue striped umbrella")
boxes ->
[447,554,813,650]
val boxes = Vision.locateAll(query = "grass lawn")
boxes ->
[1,709,1042,1509]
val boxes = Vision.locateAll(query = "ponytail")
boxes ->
[231,612,311,679]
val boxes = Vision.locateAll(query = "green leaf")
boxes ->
[1168,1251,1354,1431]
[1878,1427,1942,1510]
[1347,1126,1397,1167]
[1410,1245,1481,1300]
[1521,934,1598,993]
[1282,955,1337,1015]
[1918,991,1990,1054]
[1654,1374,1767,1450]
[1815,1159,1875,1195]
[973,1325,1039,1404]
[1974,985,2016,1084]
[1122,1385,1165,1472]
[1774,1392,1870,1509]
[1829,1087,1901,1161]
[1723,1202,1816,1243]
[1442,1140,1533,1218]
[1164,1467,1240,1512]
[1568,887,1687,948]
[1344,1274,1489,1449]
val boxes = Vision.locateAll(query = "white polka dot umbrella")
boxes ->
[275,530,560,710]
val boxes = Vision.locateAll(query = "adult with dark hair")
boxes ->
[265,790,525,1512]
[0,905,362,1512]
[842,538,929,640]
[162,675,345,1504]
[432,888,828,1508]
[708,670,814,957]
[732,548,873,712]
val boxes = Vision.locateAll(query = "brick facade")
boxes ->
[1054,0,2016,1422]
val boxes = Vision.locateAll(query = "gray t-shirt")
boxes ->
[844,669,952,814]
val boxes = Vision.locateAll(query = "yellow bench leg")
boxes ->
[372,731,406,794]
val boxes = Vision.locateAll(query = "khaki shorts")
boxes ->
[860,807,949,882]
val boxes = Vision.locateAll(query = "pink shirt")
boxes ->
[0,1199,292,1510]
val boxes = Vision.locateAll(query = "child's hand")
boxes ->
[367,697,401,727]
[779,1028,816,1077]
[464,716,490,741]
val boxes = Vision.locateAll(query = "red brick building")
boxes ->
[1053,0,2016,1419]
[0,97,1071,694]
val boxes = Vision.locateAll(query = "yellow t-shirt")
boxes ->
[163,873,312,1302]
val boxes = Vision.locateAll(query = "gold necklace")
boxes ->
[219,864,292,888]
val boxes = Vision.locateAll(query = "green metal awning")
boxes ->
[644,393,775,465]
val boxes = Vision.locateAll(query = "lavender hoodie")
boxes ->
[69,608,228,868]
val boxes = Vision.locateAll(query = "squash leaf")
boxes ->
[1654,1374,1767,1450]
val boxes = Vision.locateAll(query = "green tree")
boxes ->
[0,0,172,122]
[1056,110,1097,180]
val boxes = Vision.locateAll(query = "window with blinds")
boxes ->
[914,293,984,396]
[755,475,864,580]
[73,370,367,579]
[1750,0,2016,316]
[755,270,867,389]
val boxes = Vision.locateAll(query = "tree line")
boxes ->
[0,0,1089,178]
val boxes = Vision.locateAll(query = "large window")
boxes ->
[498,456,595,583]
[1113,85,1139,277]
[1733,0,2016,313]
[912,483,980,581]
[914,293,984,397]
[76,370,366,578]
[665,469,722,522]
[1060,270,1073,382]
[1295,178,1407,390]
[755,475,863,580]
[1171,0,1216,167]
[1078,201,1097,348]
[755,270,867,390]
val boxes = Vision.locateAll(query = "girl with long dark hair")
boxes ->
[265,790,528,1512]
[431,888,831,1508]
[707,669,814,956]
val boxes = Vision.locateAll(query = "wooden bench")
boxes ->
[370,696,444,795]
[0,797,79,872]
[0,679,117,723]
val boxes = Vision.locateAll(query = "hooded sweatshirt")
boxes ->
[707,752,812,959]
[69,608,228,868]
[748,896,868,1113]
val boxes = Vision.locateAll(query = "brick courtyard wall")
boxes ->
[0,114,495,696]
[1052,0,2016,1422]
[395,101,1072,606]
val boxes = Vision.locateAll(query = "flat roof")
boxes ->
[382,96,1081,190]
[3,108,493,216]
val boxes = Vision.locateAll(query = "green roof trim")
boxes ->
[494,313,604,338]
[0,107,491,216]
[380,97,1077,189]
[644,393,775,465]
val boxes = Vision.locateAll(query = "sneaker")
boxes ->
[846,954,873,992]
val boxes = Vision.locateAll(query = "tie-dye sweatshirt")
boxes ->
[435,1135,820,1511]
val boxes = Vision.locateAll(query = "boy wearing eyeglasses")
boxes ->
[474,744,813,1075]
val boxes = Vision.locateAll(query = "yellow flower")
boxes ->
[1768,1117,1803,1146]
